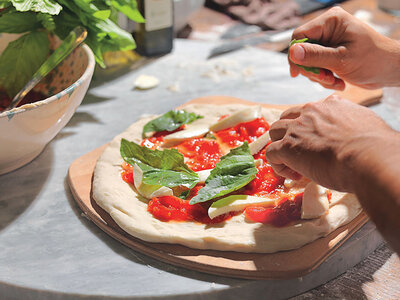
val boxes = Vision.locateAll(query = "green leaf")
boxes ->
[11,0,62,15]
[289,38,320,75]
[120,138,199,189]
[110,0,145,23]
[92,9,111,20]
[0,1,11,9]
[37,12,55,31]
[142,110,203,138]
[0,31,49,97]
[189,142,257,205]
[0,10,40,33]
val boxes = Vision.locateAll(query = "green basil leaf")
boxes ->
[189,142,257,205]
[120,138,199,189]
[142,110,203,138]
[0,31,49,97]
[11,0,62,15]
[289,38,320,75]
[0,11,40,33]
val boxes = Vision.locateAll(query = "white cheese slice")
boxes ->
[196,159,262,184]
[209,105,261,132]
[163,125,209,141]
[163,116,219,142]
[301,182,329,219]
[134,75,159,90]
[249,132,271,155]
[208,194,276,219]
[196,169,211,184]
[132,163,173,199]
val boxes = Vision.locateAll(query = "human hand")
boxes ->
[289,7,400,90]
[265,95,392,192]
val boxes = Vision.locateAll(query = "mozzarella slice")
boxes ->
[249,132,271,155]
[196,169,211,184]
[134,75,159,90]
[301,182,329,219]
[132,163,173,199]
[208,195,276,219]
[163,116,219,142]
[209,106,261,132]
[163,125,209,141]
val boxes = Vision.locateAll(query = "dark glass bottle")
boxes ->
[133,0,173,56]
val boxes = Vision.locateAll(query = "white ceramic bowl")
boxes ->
[0,40,95,175]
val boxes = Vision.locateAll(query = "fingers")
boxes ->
[265,142,301,180]
[280,106,301,120]
[269,119,291,141]
[289,43,345,71]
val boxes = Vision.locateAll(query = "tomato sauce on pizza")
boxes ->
[121,115,303,227]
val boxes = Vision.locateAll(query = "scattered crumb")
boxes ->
[168,82,180,92]
[134,75,159,90]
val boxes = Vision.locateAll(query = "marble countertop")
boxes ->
[1,39,399,300]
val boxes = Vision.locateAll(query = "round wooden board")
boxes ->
[67,95,371,280]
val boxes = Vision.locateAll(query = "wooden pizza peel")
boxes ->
[68,84,381,279]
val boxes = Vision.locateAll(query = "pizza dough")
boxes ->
[92,104,362,253]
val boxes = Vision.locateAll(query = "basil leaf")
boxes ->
[0,31,49,97]
[189,142,257,205]
[289,38,320,75]
[142,110,203,138]
[0,11,40,33]
[120,138,199,189]
[11,0,62,15]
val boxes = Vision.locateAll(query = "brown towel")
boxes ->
[208,0,301,30]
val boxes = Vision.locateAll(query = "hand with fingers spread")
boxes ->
[265,95,400,253]
[289,7,400,90]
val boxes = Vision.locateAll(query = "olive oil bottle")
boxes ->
[133,0,173,56]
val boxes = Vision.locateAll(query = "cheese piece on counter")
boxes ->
[249,132,271,155]
[132,163,173,199]
[209,105,261,132]
[208,194,276,219]
[301,182,329,219]
[196,159,263,184]
[134,75,159,90]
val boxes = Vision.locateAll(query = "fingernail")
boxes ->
[292,45,305,62]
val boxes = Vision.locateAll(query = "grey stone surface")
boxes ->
[0,39,397,299]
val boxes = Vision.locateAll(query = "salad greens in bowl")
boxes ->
[0,0,144,174]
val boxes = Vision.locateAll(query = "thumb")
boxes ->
[289,43,343,70]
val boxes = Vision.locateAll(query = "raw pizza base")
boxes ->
[92,104,362,253]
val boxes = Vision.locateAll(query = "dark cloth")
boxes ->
[207,0,301,30]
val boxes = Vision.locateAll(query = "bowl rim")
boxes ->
[0,44,95,119]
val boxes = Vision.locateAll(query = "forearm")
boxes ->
[345,130,400,254]
[380,37,400,87]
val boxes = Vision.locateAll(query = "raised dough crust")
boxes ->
[92,104,362,253]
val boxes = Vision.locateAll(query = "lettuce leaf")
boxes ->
[142,110,203,138]
[189,142,257,205]
[0,31,49,97]
[289,38,320,75]
[120,138,199,189]
[110,0,145,23]
[11,0,62,15]
[0,11,40,33]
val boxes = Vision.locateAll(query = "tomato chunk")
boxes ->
[215,117,270,147]
[245,163,284,196]
[148,194,239,224]
[245,193,303,227]
[176,138,223,171]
